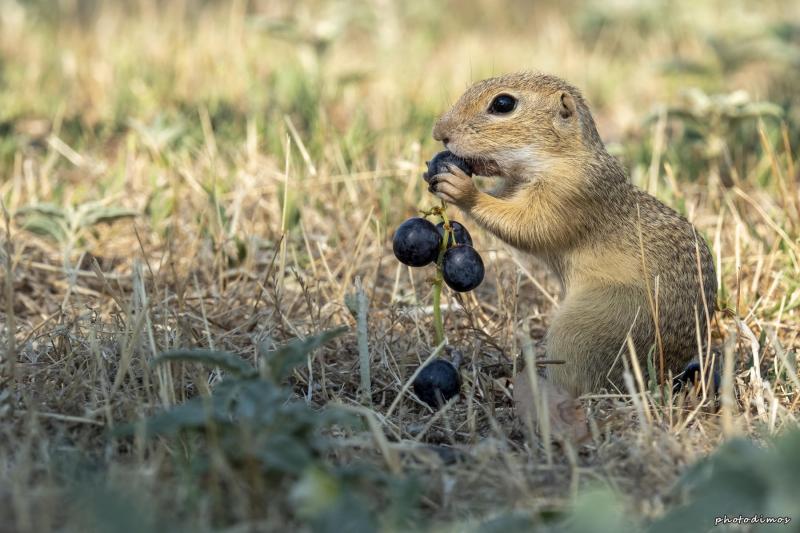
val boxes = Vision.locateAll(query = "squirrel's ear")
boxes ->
[559,92,576,119]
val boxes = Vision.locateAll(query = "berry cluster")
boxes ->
[393,150,485,293]
[392,217,484,292]
[389,150,487,408]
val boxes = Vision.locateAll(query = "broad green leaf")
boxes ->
[114,396,217,438]
[648,432,800,533]
[16,203,67,219]
[567,488,637,533]
[79,205,138,228]
[19,213,69,242]
[291,466,341,518]
[151,349,257,378]
[476,513,536,533]
[263,326,348,380]
[738,102,782,118]
[307,493,377,533]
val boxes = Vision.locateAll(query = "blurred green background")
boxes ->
[2,0,799,189]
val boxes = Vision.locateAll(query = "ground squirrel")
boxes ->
[426,72,716,396]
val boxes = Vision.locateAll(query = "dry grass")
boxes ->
[1,0,799,531]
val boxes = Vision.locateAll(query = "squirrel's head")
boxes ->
[432,72,605,179]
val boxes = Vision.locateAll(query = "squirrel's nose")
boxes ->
[433,129,451,145]
[432,117,451,144]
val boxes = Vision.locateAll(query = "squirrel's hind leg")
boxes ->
[544,284,654,396]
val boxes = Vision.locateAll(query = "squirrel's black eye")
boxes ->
[489,94,517,114]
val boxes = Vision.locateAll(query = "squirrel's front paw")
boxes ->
[428,163,478,208]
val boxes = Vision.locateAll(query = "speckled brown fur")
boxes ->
[428,72,716,395]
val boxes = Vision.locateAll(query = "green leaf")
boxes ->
[129,116,186,152]
[737,102,783,118]
[291,466,342,519]
[79,205,138,228]
[263,326,348,380]
[151,349,257,378]
[646,344,658,396]
[15,203,69,242]
[308,492,378,533]
[648,431,800,532]
[256,432,316,473]
[344,293,358,317]
[19,213,69,242]
[73,483,177,533]
[477,513,536,533]
[567,488,637,533]
[128,398,217,437]
[16,203,67,219]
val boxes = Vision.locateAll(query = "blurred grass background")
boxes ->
[3,0,800,186]
[1,0,799,531]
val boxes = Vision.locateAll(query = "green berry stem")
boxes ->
[432,201,452,345]
[432,273,444,345]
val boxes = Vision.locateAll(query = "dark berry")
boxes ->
[392,217,442,267]
[436,221,473,248]
[413,359,460,408]
[442,245,484,292]
[424,150,473,182]
[672,361,720,394]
